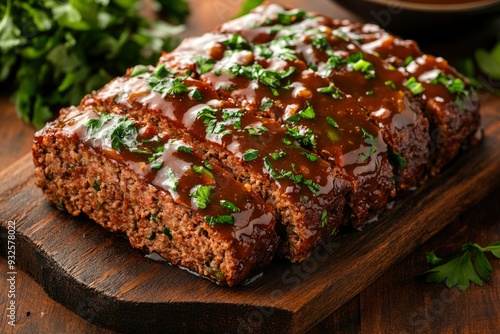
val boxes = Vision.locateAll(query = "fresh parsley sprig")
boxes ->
[1,0,188,128]
[424,241,500,291]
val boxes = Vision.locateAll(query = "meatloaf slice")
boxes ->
[81,68,350,262]
[33,106,280,286]
[213,4,430,190]
[330,20,481,173]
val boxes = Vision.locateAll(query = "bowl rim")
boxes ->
[363,0,500,12]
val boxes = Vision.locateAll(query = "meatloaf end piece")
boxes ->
[33,106,279,286]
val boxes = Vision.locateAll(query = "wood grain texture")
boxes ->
[0,106,499,333]
[360,187,500,334]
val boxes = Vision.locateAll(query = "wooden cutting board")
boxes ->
[1,106,499,334]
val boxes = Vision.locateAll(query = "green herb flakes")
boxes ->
[205,215,235,227]
[321,209,328,227]
[220,200,240,213]
[164,168,179,191]
[404,76,425,95]
[190,185,212,209]
[242,148,259,162]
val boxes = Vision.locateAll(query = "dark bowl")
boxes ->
[332,0,500,40]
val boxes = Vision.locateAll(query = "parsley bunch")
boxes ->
[425,241,500,291]
[0,0,188,128]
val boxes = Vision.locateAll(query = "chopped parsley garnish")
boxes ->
[359,128,378,161]
[310,32,329,51]
[203,161,213,170]
[163,227,173,240]
[260,98,274,111]
[93,180,100,191]
[287,104,316,123]
[190,185,212,209]
[84,112,112,135]
[85,113,138,152]
[430,71,468,98]
[302,152,318,162]
[148,146,166,170]
[146,231,156,240]
[351,58,375,79]
[271,150,286,160]
[365,90,375,96]
[130,65,149,77]
[424,241,500,291]
[189,88,203,101]
[205,215,234,226]
[222,109,244,121]
[245,125,268,136]
[276,9,306,25]
[195,107,232,138]
[147,65,189,97]
[384,80,397,90]
[177,145,192,154]
[192,165,214,179]
[318,54,344,77]
[151,213,158,222]
[332,29,348,41]
[193,55,215,74]
[361,127,377,142]
[321,209,328,227]
[285,125,317,148]
[404,76,425,95]
[242,148,259,162]
[107,117,138,151]
[263,157,320,195]
[220,200,240,213]
[164,168,179,191]
[228,63,295,96]
[300,104,315,119]
[317,83,340,99]
[404,56,414,66]
[222,34,251,51]
[389,150,407,172]
[327,116,339,128]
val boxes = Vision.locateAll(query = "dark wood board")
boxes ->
[1,107,500,334]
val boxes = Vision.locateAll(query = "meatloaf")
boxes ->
[33,106,279,286]
[33,4,481,286]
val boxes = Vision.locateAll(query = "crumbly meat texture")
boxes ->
[33,107,280,286]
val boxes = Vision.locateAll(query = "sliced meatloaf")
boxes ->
[330,19,481,173]
[211,4,430,190]
[33,4,482,286]
[81,68,350,262]
[33,106,279,286]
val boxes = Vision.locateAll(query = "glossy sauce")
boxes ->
[56,107,276,260]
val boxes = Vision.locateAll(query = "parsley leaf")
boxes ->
[193,55,215,74]
[404,76,425,95]
[190,185,212,209]
[220,200,240,213]
[164,168,179,191]
[317,83,340,99]
[242,148,259,161]
[424,242,500,291]
[205,215,234,226]
[2,0,187,128]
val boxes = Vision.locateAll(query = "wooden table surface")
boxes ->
[1,1,499,333]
